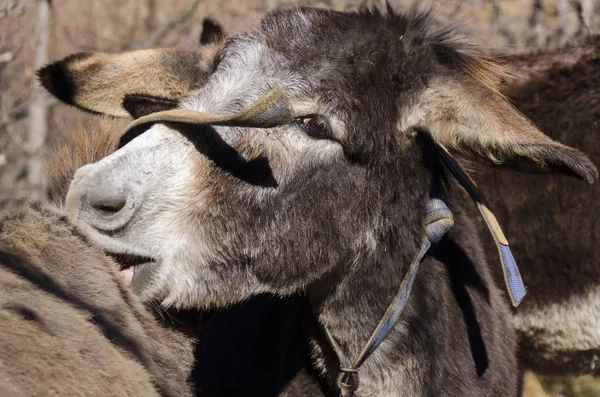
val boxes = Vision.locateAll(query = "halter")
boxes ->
[329,198,455,397]
[118,86,526,397]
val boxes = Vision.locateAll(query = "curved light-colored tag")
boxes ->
[119,86,294,145]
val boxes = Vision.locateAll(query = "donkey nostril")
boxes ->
[89,199,127,216]
[81,186,138,232]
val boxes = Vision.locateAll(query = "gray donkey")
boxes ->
[38,7,597,397]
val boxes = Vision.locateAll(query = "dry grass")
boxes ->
[526,374,600,397]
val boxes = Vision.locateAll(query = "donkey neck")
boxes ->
[305,174,439,394]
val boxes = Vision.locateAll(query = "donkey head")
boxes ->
[39,7,596,309]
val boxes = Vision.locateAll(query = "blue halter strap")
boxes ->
[436,144,526,307]
[330,149,527,397]
[330,199,455,397]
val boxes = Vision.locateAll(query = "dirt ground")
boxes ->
[1,0,599,395]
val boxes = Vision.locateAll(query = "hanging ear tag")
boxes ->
[436,144,526,307]
[477,203,526,306]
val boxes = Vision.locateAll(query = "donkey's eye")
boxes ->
[296,115,332,139]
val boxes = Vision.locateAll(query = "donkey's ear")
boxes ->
[37,47,218,118]
[414,75,598,183]
[200,18,227,45]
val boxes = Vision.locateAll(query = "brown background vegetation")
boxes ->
[0,0,598,395]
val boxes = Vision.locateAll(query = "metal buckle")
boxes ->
[339,368,359,397]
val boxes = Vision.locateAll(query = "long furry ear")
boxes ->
[400,70,597,183]
[37,47,219,118]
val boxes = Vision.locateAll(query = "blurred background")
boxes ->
[0,0,598,395]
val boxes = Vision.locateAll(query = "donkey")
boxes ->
[0,122,195,397]
[38,7,597,397]
[478,35,600,375]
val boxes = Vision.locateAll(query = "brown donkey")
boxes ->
[479,35,600,375]
[39,7,596,397]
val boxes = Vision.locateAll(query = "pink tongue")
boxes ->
[121,266,135,288]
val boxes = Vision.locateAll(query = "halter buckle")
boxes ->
[339,368,359,397]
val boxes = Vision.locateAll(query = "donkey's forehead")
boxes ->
[188,8,417,115]
[187,32,311,115]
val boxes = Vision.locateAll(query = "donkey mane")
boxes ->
[273,6,514,95]
[426,27,514,95]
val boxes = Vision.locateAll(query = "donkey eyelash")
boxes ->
[294,115,333,140]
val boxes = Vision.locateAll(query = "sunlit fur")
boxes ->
[0,201,194,396]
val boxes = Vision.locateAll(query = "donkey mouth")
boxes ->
[109,253,156,289]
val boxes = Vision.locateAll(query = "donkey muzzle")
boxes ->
[67,163,142,232]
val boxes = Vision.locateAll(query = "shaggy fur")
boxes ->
[41,35,600,393]
[477,35,600,374]
[39,7,596,397]
[2,20,308,397]
[0,202,195,397]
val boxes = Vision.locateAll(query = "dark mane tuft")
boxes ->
[367,5,516,95]
[398,8,515,95]
[429,32,515,94]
